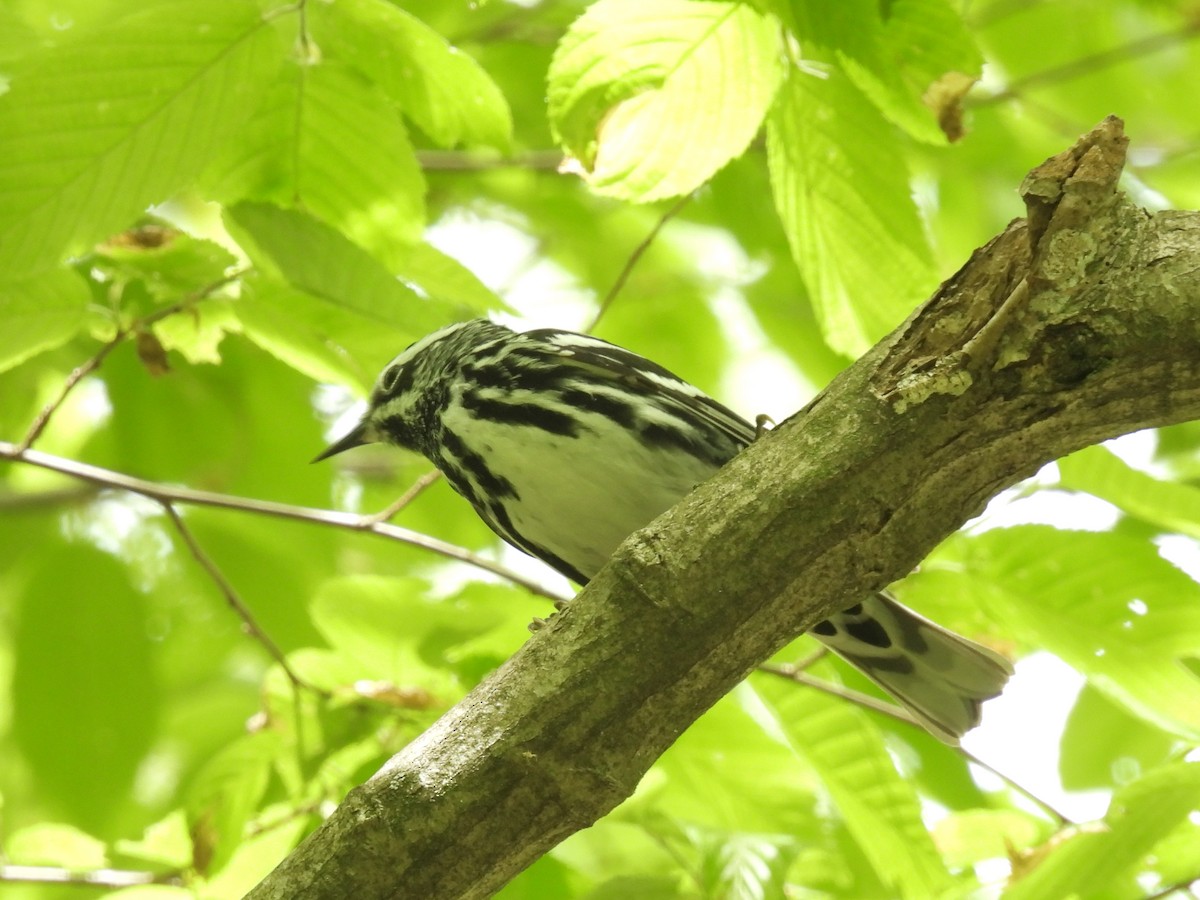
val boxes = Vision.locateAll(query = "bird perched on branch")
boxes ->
[316,319,1012,743]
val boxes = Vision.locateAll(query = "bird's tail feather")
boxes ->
[811,592,1013,745]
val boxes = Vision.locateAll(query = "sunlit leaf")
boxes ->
[311,0,512,150]
[549,0,783,200]
[1059,685,1176,792]
[199,801,310,899]
[5,822,107,867]
[0,0,284,277]
[788,0,981,143]
[310,575,503,692]
[225,202,460,341]
[203,61,428,252]
[932,809,1051,868]
[767,67,935,355]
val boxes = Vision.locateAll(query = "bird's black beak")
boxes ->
[312,421,371,463]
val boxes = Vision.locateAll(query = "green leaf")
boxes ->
[310,0,512,150]
[1059,686,1177,792]
[233,241,500,391]
[0,0,284,277]
[931,809,1050,868]
[152,298,240,365]
[548,0,783,201]
[186,730,281,876]
[236,283,377,390]
[1059,444,1200,539]
[106,888,194,900]
[203,60,428,250]
[0,268,89,372]
[767,67,935,356]
[113,810,193,870]
[1004,762,1200,900]
[698,829,799,900]
[390,241,505,315]
[575,875,682,900]
[625,685,817,833]
[881,0,983,102]
[962,527,1200,739]
[12,542,160,835]
[225,202,459,342]
[94,224,239,305]
[787,0,980,143]
[753,675,952,898]
[310,575,500,691]
[200,801,310,899]
[6,822,107,867]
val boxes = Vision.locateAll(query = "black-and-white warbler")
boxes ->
[316,319,1011,743]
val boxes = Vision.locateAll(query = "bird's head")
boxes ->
[312,319,508,463]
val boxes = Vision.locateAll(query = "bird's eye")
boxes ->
[380,364,404,393]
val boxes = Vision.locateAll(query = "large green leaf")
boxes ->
[225,202,459,342]
[203,61,428,252]
[310,575,503,694]
[549,0,783,201]
[753,674,953,898]
[1059,444,1200,539]
[0,0,284,277]
[236,283,377,391]
[959,527,1200,739]
[310,0,512,150]
[622,685,818,833]
[767,67,935,356]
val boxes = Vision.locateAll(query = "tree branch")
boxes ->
[247,118,1200,899]
[0,443,566,603]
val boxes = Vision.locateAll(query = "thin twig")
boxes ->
[586,193,693,332]
[18,268,249,452]
[760,662,921,725]
[757,663,1074,826]
[0,864,183,888]
[789,647,830,672]
[0,442,569,604]
[972,23,1200,108]
[362,469,443,525]
[18,339,125,452]
[957,745,1071,827]
[160,502,321,694]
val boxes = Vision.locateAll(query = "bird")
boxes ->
[315,318,1012,743]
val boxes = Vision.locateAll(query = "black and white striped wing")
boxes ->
[526,328,758,461]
